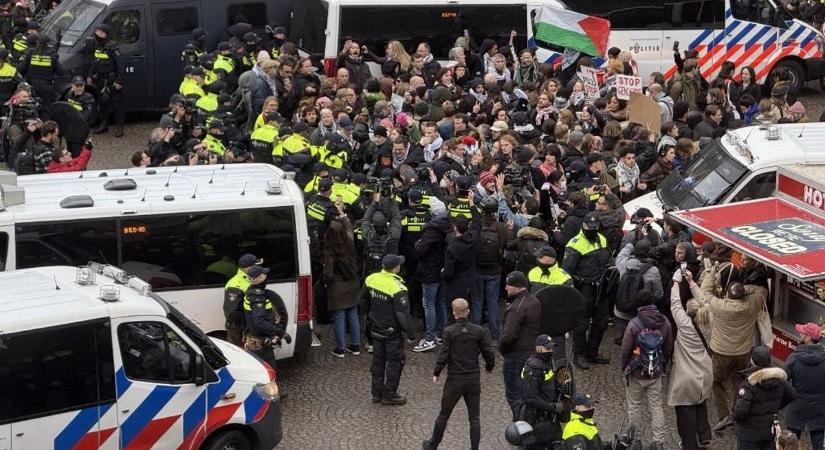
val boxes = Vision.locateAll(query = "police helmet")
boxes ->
[95,24,111,35]
[480,196,498,214]
[504,421,534,446]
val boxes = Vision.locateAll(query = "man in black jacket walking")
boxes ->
[732,345,796,450]
[423,298,495,450]
[500,271,542,418]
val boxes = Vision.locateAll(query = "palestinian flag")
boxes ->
[534,5,611,57]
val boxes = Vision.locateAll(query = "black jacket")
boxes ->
[692,118,720,140]
[517,354,565,426]
[733,367,796,442]
[784,344,825,430]
[415,213,452,284]
[500,290,542,358]
[443,222,480,301]
[555,201,589,249]
[244,287,288,338]
[433,318,495,377]
[561,145,585,169]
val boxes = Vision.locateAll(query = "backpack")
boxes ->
[630,317,664,378]
[615,263,653,314]
[516,238,546,273]
[15,150,35,175]
[679,76,700,109]
[476,225,502,266]
[364,228,391,274]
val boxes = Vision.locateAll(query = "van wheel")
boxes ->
[771,60,804,94]
[206,430,251,450]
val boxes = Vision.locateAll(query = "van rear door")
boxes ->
[150,2,201,110]
[100,5,151,111]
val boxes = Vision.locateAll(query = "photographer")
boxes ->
[148,117,180,166]
[361,191,402,275]
[624,208,663,249]
[5,89,39,169]
[495,174,541,232]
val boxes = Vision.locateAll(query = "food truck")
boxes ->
[667,164,825,360]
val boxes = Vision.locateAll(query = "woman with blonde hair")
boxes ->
[372,40,411,79]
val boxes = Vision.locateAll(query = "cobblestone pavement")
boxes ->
[81,85,825,450]
[274,322,737,450]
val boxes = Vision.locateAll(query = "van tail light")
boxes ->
[262,360,277,381]
[323,58,337,78]
[297,274,313,323]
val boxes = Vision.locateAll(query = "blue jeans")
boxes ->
[422,282,447,341]
[473,273,501,340]
[502,356,527,419]
[331,306,360,350]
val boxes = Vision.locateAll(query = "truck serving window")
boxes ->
[42,0,106,47]
[657,139,749,209]
[0,320,114,423]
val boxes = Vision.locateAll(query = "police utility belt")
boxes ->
[370,326,399,340]
[573,276,601,286]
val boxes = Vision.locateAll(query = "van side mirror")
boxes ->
[194,354,206,386]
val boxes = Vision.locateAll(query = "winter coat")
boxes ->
[47,148,91,173]
[620,304,674,379]
[640,157,673,191]
[701,265,766,356]
[784,344,825,431]
[508,226,549,274]
[555,201,588,248]
[499,290,542,359]
[692,118,720,141]
[667,284,713,406]
[322,217,361,311]
[339,55,372,90]
[414,213,452,284]
[615,243,663,320]
[433,154,466,180]
[729,81,762,107]
[443,227,480,302]
[733,367,796,442]
[591,193,625,254]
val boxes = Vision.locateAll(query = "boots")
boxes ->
[114,123,124,137]
[574,354,591,370]
[91,120,108,134]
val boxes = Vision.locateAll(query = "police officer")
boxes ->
[87,24,124,137]
[399,188,430,312]
[61,75,96,125]
[320,133,350,171]
[563,214,610,370]
[243,265,289,371]
[362,253,414,405]
[10,20,37,64]
[248,109,280,164]
[179,65,205,101]
[264,24,286,59]
[223,253,261,346]
[0,48,22,105]
[18,34,58,107]
[240,31,260,72]
[423,298,495,450]
[330,168,359,213]
[307,178,337,322]
[212,41,237,89]
[195,79,224,124]
[528,246,572,292]
[448,175,475,219]
[562,393,605,450]
[515,335,568,450]
[202,118,227,159]
[189,27,208,56]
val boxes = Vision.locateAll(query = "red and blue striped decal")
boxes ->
[178,368,237,450]
[54,403,114,450]
[119,385,180,448]
[242,389,268,424]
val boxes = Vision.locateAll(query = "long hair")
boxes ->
[388,41,411,72]
[324,219,356,266]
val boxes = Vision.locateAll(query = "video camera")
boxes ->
[364,176,393,197]
[11,99,39,123]
[503,167,530,189]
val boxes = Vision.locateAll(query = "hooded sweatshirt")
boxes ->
[784,343,825,430]
[620,304,674,379]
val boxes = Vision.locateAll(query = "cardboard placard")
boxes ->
[627,93,661,132]
[616,75,642,100]
[579,66,600,102]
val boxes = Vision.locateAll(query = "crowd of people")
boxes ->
[156,19,825,450]
[1,2,823,447]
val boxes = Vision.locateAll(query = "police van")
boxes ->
[0,163,313,360]
[319,0,825,92]
[0,265,282,450]
[623,123,825,230]
[38,0,311,111]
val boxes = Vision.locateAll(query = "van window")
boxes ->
[0,320,115,423]
[0,232,7,271]
[119,207,298,289]
[227,3,267,27]
[559,0,723,29]
[43,0,105,47]
[731,0,782,24]
[103,9,141,45]
[731,171,777,202]
[156,7,199,36]
[16,220,118,269]
[118,322,195,384]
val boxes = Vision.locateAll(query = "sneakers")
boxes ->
[435,335,443,345]
[330,348,345,358]
[366,343,373,353]
[346,344,361,355]
[381,394,407,406]
[413,338,437,352]
[422,439,436,450]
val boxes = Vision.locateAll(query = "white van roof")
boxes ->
[0,265,166,335]
[723,123,825,168]
[0,163,300,224]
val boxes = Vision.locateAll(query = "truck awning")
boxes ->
[669,198,825,281]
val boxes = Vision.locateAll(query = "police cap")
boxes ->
[534,246,557,260]
[455,175,472,190]
[247,265,269,279]
[381,254,405,269]
[264,110,281,123]
[572,393,597,409]
[534,334,555,350]
[332,168,349,182]
[169,93,186,106]
[408,188,423,204]
[582,214,600,230]
[318,178,333,193]
[190,66,205,77]
[208,118,225,130]
[192,27,207,39]
[243,32,261,45]
[238,253,263,267]
[71,75,85,86]
[217,41,232,51]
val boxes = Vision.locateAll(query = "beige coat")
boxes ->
[701,266,766,356]
[667,284,713,406]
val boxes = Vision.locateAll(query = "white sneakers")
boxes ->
[413,338,437,352]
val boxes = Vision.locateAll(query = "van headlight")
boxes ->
[254,381,280,401]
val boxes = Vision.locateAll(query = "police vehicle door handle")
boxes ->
[14,433,23,437]
[121,408,130,414]
[221,393,236,400]
[131,53,146,60]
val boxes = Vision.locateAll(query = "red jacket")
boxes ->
[47,147,91,173]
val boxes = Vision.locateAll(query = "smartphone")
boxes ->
[680,262,688,274]
[335,195,343,203]
[672,40,680,52]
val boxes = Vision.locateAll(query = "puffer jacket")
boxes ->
[701,265,766,356]
[784,344,825,431]
[733,367,796,442]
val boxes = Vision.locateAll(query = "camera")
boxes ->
[364,176,393,197]
[503,167,529,189]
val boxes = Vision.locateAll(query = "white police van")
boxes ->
[0,265,281,450]
[0,163,313,360]
[319,0,825,92]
